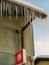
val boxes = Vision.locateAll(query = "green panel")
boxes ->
[0,52,15,65]
[0,27,20,65]
[24,24,34,56]
[0,27,20,53]
[0,53,9,65]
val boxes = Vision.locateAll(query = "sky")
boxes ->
[26,0,49,56]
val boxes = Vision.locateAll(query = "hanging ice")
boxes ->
[15,4,18,19]
[3,1,6,16]
[7,2,11,19]
[1,0,2,20]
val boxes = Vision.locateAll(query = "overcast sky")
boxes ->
[26,0,49,56]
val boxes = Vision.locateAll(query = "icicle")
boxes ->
[37,17,39,24]
[26,9,29,23]
[22,7,24,17]
[30,15,32,31]
[0,3,1,16]
[7,2,11,20]
[3,1,6,16]
[42,17,48,41]
[24,8,25,17]
[28,9,30,21]
[0,2,1,16]
[24,8,27,26]
[34,16,38,25]
[32,11,36,24]
[21,7,23,17]
[12,3,14,16]
[15,4,18,20]
[9,2,11,20]
[32,12,35,21]
[43,17,48,31]
[30,12,31,22]
[1,0,2,20]
[29,10,34,22]
[20,6,23,17]
[6,1,7,16]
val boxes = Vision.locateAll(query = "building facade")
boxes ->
[0,0,47,65]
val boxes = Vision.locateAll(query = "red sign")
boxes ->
[16,49,26,65]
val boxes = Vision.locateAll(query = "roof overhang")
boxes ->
[8,0,47,18]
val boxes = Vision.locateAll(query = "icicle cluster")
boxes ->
[0,0,47,21]
[0,0,35,21]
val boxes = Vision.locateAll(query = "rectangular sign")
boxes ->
[16,49,26,65]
